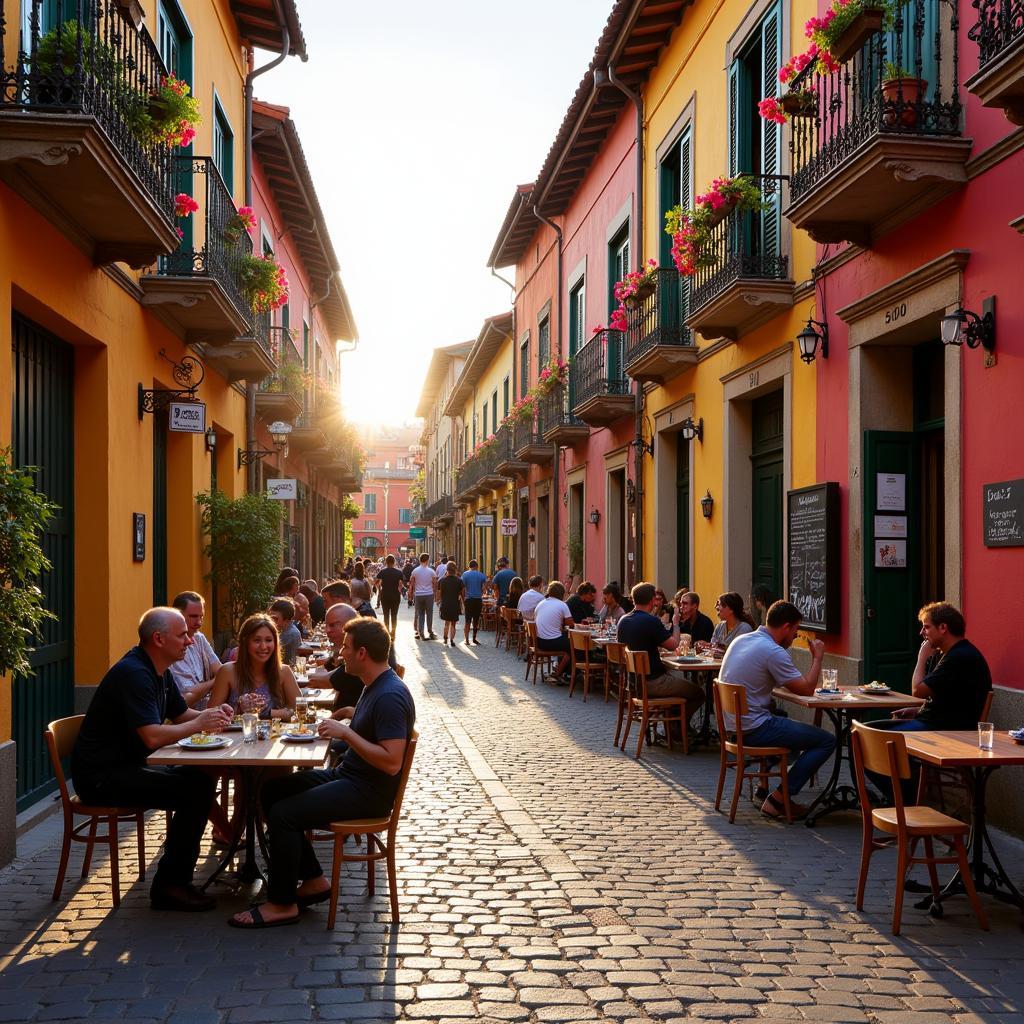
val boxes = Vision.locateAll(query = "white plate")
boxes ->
[280,730,318,743]
[177,735,230,750]
[860,686,892,694]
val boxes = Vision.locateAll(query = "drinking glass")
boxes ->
[680,634,692,656]
[978,722,995,751]
[295,655,308,679]
[295,697,309,726]
[241,713,258,744]
[822,668,839,692]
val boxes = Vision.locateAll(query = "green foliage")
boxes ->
[196,489,285,637]
[566,529,583,576]
[340,497,361,520]
[0,449,58,677]
[36,21,115,77]
[883,61,911,80]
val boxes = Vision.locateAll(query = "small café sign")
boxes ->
[983,478,1024,547]
[169,400,206,433]
[475,513,494,527]
[267,478,297,501]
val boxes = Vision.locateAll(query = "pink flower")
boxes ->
[174,192,199,218]
[758,97,788,125]
[175,227,184,240]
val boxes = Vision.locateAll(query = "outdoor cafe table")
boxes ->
[148,732,330,889]
[770,686,924,827]
[900,730,1024,915]
[662,655,723,748]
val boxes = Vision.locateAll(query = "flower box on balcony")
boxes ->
[830,8,887,62]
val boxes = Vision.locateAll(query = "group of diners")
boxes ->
[70,579,416,928]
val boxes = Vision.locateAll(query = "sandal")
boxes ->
[760,794,807,821]
[228,905,301,929]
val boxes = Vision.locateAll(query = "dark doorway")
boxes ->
[676,434,690,589]
[751,391,783,600]
[152,406,168,605]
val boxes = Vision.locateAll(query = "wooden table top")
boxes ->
[663,656,723,671]
[772,686,925,710]
[901,730,1024,767]
[148,732,331,768]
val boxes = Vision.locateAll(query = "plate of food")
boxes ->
[860,681,892,694]
[671,655,704,663]
[281,726,318,743]
[1009,728,1024,744]
[177,734,230,750]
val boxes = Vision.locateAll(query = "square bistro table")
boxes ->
[770,687,924,826]
[148,732,330,888]
[662,656,723,748]
[901,730,1024,915]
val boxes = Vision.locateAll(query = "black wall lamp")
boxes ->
[204,426,217,453]
[629,435,655,458]
[700,490,714,519]
[238,421,292,469]
[680,416,703,443]
[588,507,601,526]
[941,298,996,352]
[797,318,829,364]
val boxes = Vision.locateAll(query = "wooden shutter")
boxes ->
[760,4,783,258]
[728,61,740,177]
[679,128,692,334]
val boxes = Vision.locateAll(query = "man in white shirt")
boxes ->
[533,581,574,684]
[517,575,546,621]
[410,553,439,640]
[434,556,449,582]
[169,591,222,708]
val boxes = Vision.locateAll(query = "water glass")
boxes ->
[295,697,309,726]
[679,634,692,656]
[241,713,258,744]
[978,721,995,751]
[822,668,839,693]
[295,655,307,678]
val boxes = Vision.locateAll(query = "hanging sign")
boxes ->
[475,513,494,527]
[267,479,297,500]
[500,518,518,535]
[168,401,206,433]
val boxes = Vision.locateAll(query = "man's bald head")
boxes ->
[326,602,358,626]
[139,606,186,644]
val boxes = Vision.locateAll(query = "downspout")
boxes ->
[491,265,517,567]
[532,205,562,580]
[600,63,645,587]
[243,1,293,493]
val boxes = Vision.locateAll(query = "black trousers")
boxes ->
[74,765,215,889]
[380,596,401,634]
[464,598,483,633]
[261,769,393,905]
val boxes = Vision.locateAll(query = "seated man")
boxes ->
[718,600,833,820]
[566,581,598,624]
[269,597,302,666]
[71,608,233,911]
[230,617,416,928]
[533,582,574,683]
[516,575,546,622]
[169,590,222,709]
[617,583,705,720]
[677,591,714,645]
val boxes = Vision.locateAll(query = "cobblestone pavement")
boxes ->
[3,605,1024,1024]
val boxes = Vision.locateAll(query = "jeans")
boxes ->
[380,596,400,635]
[261,768,393,905]
[743,715,836,796]
[74,765,215,889]
[413,595,434,635]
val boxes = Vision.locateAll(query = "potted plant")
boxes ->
[806,0,894,66]
[881,61,927,129]
[614,259,660,309]
[132,74,200,148]
[239,252,289,313]
[223,206,256,245]
[534,356,570,397]
[34,21,115,105]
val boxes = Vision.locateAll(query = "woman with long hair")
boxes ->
[506,576,525,610]
[210,613,301,718]
[710,592,755,653]
[652,588,673,627]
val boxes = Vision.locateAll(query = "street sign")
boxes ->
[475,513,494,527]
[168,401,206,433]
[500,518,518,535]
[267,478,297,500]
[409,526,427,539]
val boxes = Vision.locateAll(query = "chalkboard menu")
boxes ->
[983,478,1024,547]
[787,482,840,634]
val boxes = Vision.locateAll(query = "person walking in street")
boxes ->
[376,554,405,638]
[410,553,438,640]
[461,559,487,645]
[438,562,465,646]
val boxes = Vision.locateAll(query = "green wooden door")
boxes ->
[863,431,917,691]
[676,435,690,588]
[11,313,75,810]
[751,391,784,600]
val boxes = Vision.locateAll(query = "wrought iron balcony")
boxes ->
[256,340,304,421]
[494,423,530,475]
[623,268,698,383]
[0,1,179,265]
[141,156,253,341]
[411,500,430,527]
[455,453,484,502]
[539,383,589,446]
[425,494,455,526]
[203,308,276,383]
[685,176,793,341]
[513,410,552,464]
[786,0,969,247]
[288,398,328,455]
[967,0,1024,124]
[571,330,634,427]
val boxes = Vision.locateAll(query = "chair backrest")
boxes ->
[45,715,83,808]
[387,730,419,842]
[712,680,750,751]
[604,641,626,667]
[569,629,591,653]
[981,689,994,721]
[624,648,649,698]
[395,664,406,680]
[851,721,911,781]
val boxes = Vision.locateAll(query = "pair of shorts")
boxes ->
[537,634,570,655]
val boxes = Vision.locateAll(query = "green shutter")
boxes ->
[679,128,692,334]
[760,5,782,259]
[728,61,740,177]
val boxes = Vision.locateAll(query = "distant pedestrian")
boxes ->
[438,562,465,646]
[376,554,405,638]
[410,553,438,640]
[461,559,487,645]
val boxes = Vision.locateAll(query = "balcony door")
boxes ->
[659,125,691,342]
[158,2,194,251]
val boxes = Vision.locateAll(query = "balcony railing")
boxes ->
[538,383,589,444]
[788,0,963,214]
[158,156,253,326]
[258,336,304,401]
[572,330,628,407]
[970,0,1024,68]
[625,268,691,363]
[966,0,1024,123]
[425,494,454,523]
[0,1,175,223]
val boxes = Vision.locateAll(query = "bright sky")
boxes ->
[264,0,611,426]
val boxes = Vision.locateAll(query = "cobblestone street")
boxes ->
[3,607,1024,1024]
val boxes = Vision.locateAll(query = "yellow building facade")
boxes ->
[638,0,818,607]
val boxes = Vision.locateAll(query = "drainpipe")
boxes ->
[243,0,294,493]
[598,63,645,587]
[491,266,517,567]
[532,206,562,580]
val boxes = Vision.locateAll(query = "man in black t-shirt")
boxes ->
[566,582,598,623]
[72,608,234,912]
[375,554,405,638]
[231,617,416,929]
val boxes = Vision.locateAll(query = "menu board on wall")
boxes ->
[983,478,1024,547]
[787,482,840,634]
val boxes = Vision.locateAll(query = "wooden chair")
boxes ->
[495,605,509,647]
[712,681,793,824]
[481,602,498,633]
[45,715,148,908]
[568,630,606,702]
[505,608,524,654]
[604,642,628,745]
[621,650,689,758]
[850,722,988,936]
[524,620,558,685]
[326,730,419,929]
